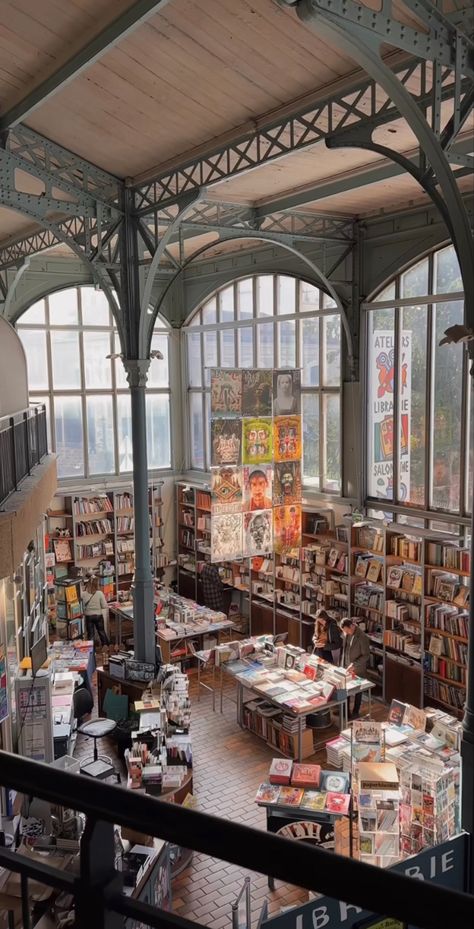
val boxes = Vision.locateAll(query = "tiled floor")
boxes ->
[76,674,388,927]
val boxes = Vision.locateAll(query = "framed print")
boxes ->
[244,510,273,556]
[243,464,273,511]
[211,512,243,561]
[274,416,302,462]
[211,466,243,513]
[242,370,272,416]
[211,369,242,415]
[273,369,301,416]
[242,417,273,465]
[211,417,242,466]
[273,460,301,505]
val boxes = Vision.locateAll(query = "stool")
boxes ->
[78,718,120,781]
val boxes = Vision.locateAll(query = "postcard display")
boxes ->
[210,369,302,562]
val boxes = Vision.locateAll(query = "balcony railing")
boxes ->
[0,404,48,506]
[0,751,473,929]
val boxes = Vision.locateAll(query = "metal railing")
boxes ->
[0,751,473,929]
[0,404,48,506]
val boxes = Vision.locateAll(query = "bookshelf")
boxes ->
[175,482,470,718]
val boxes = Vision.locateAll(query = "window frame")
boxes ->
[183,274,343,493]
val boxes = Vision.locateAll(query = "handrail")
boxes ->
[1,750,473,929]
[0,403,47,505]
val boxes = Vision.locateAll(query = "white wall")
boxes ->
[0,317,29,417]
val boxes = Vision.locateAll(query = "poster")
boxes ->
[211,513,243,561]
[243,465,273,510]
[242,417,273,464]
[211,418,242,466]
[273,461,302,506]
[211,466,243,513]
[0,644,8,723]
[273,369,301,415]
[211,369,242,415]
[244,510,273,557]
[273,504,302,554]
[274,416,302,462]
[242,370,272,416]
[369,329,411,499]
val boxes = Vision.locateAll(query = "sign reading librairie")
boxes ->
[368,329,411,501]
[210,368,302,562]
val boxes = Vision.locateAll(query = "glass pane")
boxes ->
[257,322,273,367]
[114,333,128,389]
[50,330,81,389]
[237,279,253,319]
[302,393,319,486]
[187,309,201,326]
[468,379,473,515]
[205,392,211,470]
[32,396,51,450]
[220,329,235,367]
[277,275,295,314]
[190,392,204,469]
[187,332,202,387]
[398,305,427,507]
[203,331,217,387]
[323,315,341,387]
[277,320,296,367]
[19,330,48,389]
[81,288,110,326]
[300,280,320,311]
[238,326,253,368]
[374,282,396,303]
[86,395,115,474]
[219,285,234,322]
[48,289,78,325]
[257,275,273,316]
[324,394,341,491]
[435,245,462,294]
[148,332,169,388]
[83,331,112,388]
[54,396,84,478]
[322,292,337,309]
[117,394,133,473]
[18,300,45,325]
[401,258,429,299]
[367,307,395,499]
[146,394,171,469]
[432,300,464,511]
[201,298,216,325]
[301,318,319,387]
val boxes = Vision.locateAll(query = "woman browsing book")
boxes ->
[312,610,342,664]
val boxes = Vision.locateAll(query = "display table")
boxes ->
[157,618,234,663]
[96,666,148,717]
[108,601,134,647]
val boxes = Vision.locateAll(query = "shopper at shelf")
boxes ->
[83,575,110,647]
[340,618,370,718]
[201,562,226,613]
[312,609,342,664]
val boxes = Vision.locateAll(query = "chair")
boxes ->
[188,641,216,711]
[77,718,120,782]
[73,685,94,723]
[103,688,129,722]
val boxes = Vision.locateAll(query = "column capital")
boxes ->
[123,358,150,388]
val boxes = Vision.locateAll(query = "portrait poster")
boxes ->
[273,460,302,506]
[211,369,242,415]
[243,510,273,557]
[211,513,243,562]
[242,417,273,464]
[243,464,273,511]
[274,416,302,462]
[273,504,302,554]
[211,466,243,513]
[273,369,301,416]
[211,417,242,466]
[242,369,272,417]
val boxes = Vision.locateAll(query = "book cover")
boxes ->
[358,762,399,791]
[355,556,369,578]
[403,705,426,732]
[386,566,402,589]
[300,790,327,811]
[366,559,382,583]
[278,786,304,807]
[320,771,350,794]
[326,792,350,815]
[328,548,339,568]
[53,539,72,563]
[291,764,321,788]
[269,757,293,785]
[255,783,281,804]
[387,699,407,727]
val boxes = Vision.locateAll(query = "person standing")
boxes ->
[340,618,370,718]
[83,575,110,646]
[312,609,342,664]
[201,562,226,613]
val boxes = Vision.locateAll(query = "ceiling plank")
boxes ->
[0,0,172,131]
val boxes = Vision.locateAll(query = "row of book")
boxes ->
[117,516,135,532]
[181,510,195,527]
[384,629,421,659]
[354,584,383,611]
[117,560,135,576]
[179,529,194,549]
[117,539,135,554]
[197,515,211,531]
[73,495,113,514]
[426,603,468,638]
[424,676,465,711]
[427,633,467,664]
[386,565,422,594]
[77,542,113,560]
[427,572,469,606]
[426,542,469,572]
[354,555,383,582]
[76,519,113,536]
[390,537,422,561]
[424,655,466,685]
[115,492,133,510]
[386,599,421,621]
[353,526,384,553]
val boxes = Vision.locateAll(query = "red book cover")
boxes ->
[278,786,304,807]
[308,695,327,708]
[291,764,321,789]
[325,792,350,815]
[303,664,316,680]
[269,757,293,785]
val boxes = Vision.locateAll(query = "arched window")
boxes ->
[184,274,342,492]
[366,244,471,517]
[17,286,171,479]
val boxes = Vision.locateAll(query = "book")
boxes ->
[53,539,72,563]
[320,771,350,793]
[366,559,382,583]
[269,758,293,785]
[300,790,327,811]
[386,566,402,588]
[355,556,369,578]
[358,762,399,791]
[387,699,407,726]
[255,783,281,804]
[278,786,304,807]
[326,792,350,815]
[291,763,321,788]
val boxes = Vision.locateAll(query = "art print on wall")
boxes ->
[242,417,273,464]
[242,370,272,417]
[243,465,273,511]
[274,416,302,462]
[210,369,242,415]
[211,466,243,513]
[244,510,273,557]
[211,513,243,562]
[273,369,301,416]
[273,504,302,554]
[211,418,242,466]
[273,460,302,506]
